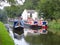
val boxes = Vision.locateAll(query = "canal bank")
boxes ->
[0,22,14,45]
[48,20,60,35]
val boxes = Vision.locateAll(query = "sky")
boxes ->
[0,0,25,9]
[0,1,11,9]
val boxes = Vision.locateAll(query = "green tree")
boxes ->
[0,0,15,4]
[4,5,24,18]
[24,0,39,10]
[24,0,33,9]
[0,10,8,23]
[37,0,60,21]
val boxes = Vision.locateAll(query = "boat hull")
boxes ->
[13,26,24,35]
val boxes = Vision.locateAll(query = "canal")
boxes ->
[8,27,60,45]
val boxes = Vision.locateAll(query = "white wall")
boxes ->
[22,9,27,20]
[32,12,38,20]
[22,9,38,20]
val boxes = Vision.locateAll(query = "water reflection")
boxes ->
[14,37,29,45]
[25,31,60,45]
[9,29,29,45]
[8,26,60,45]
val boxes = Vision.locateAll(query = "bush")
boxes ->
[48,21,60,30]
[48,20,60,35]
[0,10,8,23]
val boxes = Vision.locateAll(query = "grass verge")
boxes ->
[0,22,14,45]
[48,20,60,35]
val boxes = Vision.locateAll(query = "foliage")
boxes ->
[0,0,16,4]
[1,0,60,20]
[24,0,39,10]
[0,10,8,23]
[7,0,16,4]
[23,0,33,9]
[48,20,60,35]
[4,0,39,18]
[4,5,24,18]
[37,0,60,20]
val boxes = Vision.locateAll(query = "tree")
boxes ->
[0,0,15,3]
[24,0,39,10]
[0,10,8,23]
[4,5,24,18]
[0,0,40,18]
[23,0,33,9]
[37,0,60,21]
[4,0,39,18]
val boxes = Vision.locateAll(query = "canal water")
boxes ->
[8,27,60,45]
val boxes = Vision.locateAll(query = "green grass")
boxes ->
[0,22,14,45]
[48,20,60,35]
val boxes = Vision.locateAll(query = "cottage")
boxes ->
[22,9,38,20]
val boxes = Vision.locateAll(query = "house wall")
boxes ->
[22,9,38,20]
[22,9,27,20]
[32,12,38,20]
